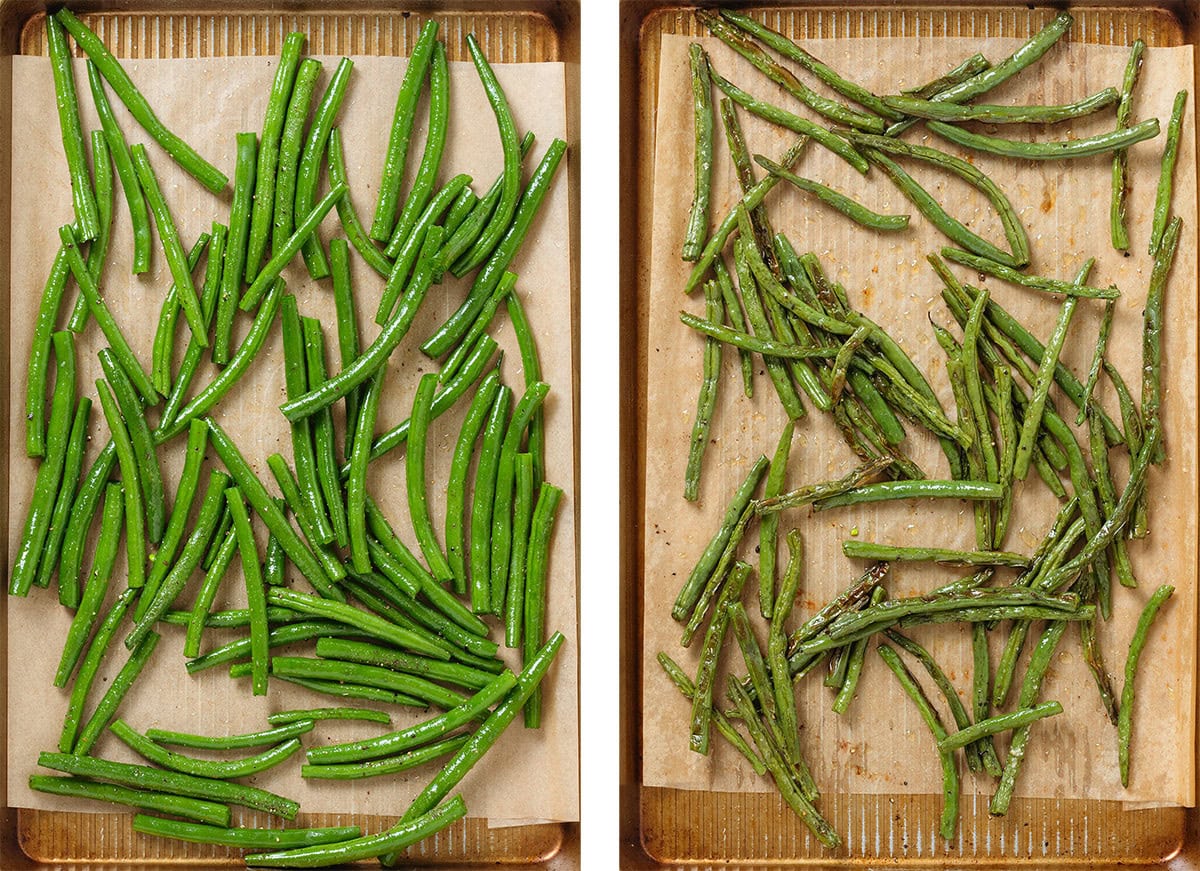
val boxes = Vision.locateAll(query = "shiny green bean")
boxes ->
[295,57,353,278]
[447,371,503,594]
[47,13,99,240]
[29,777,230,826]
[37,398,90,596]
[74,633,160,755]
[471,385,512,613]
[25,246,71,458]
[110,719,301,779]
[328,128,393,277]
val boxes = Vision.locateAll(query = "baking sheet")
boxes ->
[7,51,578,825]
[642,31,1197,808]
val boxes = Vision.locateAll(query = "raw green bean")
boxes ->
[420,138,567,357]
[348,369,385,575]
[38,751,299,819]
[151,235,210,396]
[272,57,321,256]
[843,540,1028,567]
[328,238,362,454]
[37,398,90,595]
[522,482,562,728]
[295,57,353,278]
[1141,216,1181,463]
[148,419,208,597]
[1118,584,1175,786]
[245,31,305,279]
[155,279,285,442]
[248,798,467,868]
[383,42,449,259]
[302,735,469,780]
[448,372,503,594]
[755,155,908,231]
[95,378,150,595]
[877,644,958,840]
[128,470,230,644]
[1150,90,1187,255]
[242,667,424,707]
[673,455,768,619]
[814,479,1002,511]
[328,128,393,277]
[1087,407,1136,590]
[365,540,491,640]
[707,62,867,173]
[678,311,839,359]
[280,298,330,545]
[99,348,165,544]
[60,590,138,752]
[74,633,160,755]
[471,385,513,613]
[504,454,536,648]
[29,776,230,827]
[57,443,117,605]
[225,487,269,696]
[132,815,359,849]
[264,455,345,586]
[683,43,713,261]
[370,19,438,241]
[270,657,466,711]
[444,185,477,238]
[1111,41,1145,250]
[53,483,122,687]
[185,620,366,674]
[76,130,113,324]
[129,144,207,345]
[183,526,237,660]
[56,10,226,192]
[267,588,451,660]
[437,267,512,384]
[690,561,749,755]
[315,638,494,691]
[305,668,516,764]
[269,707,391,726]
[300,318,348,548]
[25,246,71,457]
[110,719,301,779]
[758,422,792,618]
[942,247,1117,300]
[47,13,99,240]
[404,373,454,583]
[58,225,155,403]
[147,720,315,751]
[929,117,1159,160]
[884,89,1118,124]
[213,132,256,363]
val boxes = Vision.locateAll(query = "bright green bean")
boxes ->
[447,372,502,594]
[47,13,99,240]
[25,246,71,458]
[151,234,209,396]
[74,633,160,755]
[348,369,385,575]
[99,348,164,544]
[37,398,90,596]
[471,385,512,613]
[504,454,536,648]
[147,720,314,750]
[267,588,451,660]
[132,814,358,849]
[303,317,349,548]
[269,707,391,726]
[57,442,117,604]
[329,128,393,277]
[29,776,230,827]
[295,57,353,278]
[110,719,301,779]
[408,373,454,583]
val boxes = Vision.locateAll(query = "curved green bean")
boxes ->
[295,57,353,278]
[1119,585,1175,785]
[59,589,138,750]
[315,638,494,691]
[436,267,512,384]
[884,89,1118,124]
[99,348,164,544]
[95,379,150,595]
[939,701,1063,752]
[755,154,908,230]
[147,419,208,597]
[151,234,210,396]
[405,373,454,583]
[271,657,467,711]
[447,371,502,593]
[269,707,391,726]
[74,633,160,755]
[678,311,839,359]
[506,290,545,483]
[29,776,230,827]
[347,368,385,575]
[929,117,1159,160]
[302,317,349,548]
[57,442,117,604]
[147,720,315,751]
[942,247,1118,300]
[132,814,358,849]
[182,526,237,660]
[110,719,301,779]
[328,128,393,277]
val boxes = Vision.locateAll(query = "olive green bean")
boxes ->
[755,155,909,230]
[1142,216,1181,464]
[942,247,1117,300]
[929,117,1160,161]
[756,455,893,515]
[213,132,256,363]
[843,540,1030,567]
[1076,299,1115,426]
[901,53,990,100]
[1111,41,1145,250]
[814,479,1002,511]
[683,43,713,261]
[690,561,748,756]
[678,311,839,359]
[756,422,792,618]
[885,89,1118,124]
[1118,584,1175,785]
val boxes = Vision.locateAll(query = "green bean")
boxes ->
[326,241,362,452]
[1087,407,1137,589]
[842,132,1030,266]
[522,482,562,728]
[470,385,513,613]
[159,222,227,430]
[267,587,451,660]
[398,373,453,585]
[276,303,327,542]
[156,279,285,442]
[438,267,512,384]
[303,735,469,781]
[60,586,136,752]
[249,798,467,868]
[57,442,117,605]
[224,488,268,696]
[246,667,424,706]
[370,19,438,241]
[503,454,537,648]
[147,720,314,751]
[733,244,806,418]
[683,505,754,651]
[940,701,1065,753]
[765,531,802,763]
[833,587,884,715]
[25,246,71,457]
[39,751,298,819]
[1075,301,1115,428]
[363,500,441,592]
[29,776,230,827]
[673,456,768,619]
[271,57,322,256]
[245,31,305,278]
[726,675,840,848]
[445,186,477,238]
[788,562,888,653]
[720,9,900,120]
[91,381,150,597]
[295,325,345,549]
[133,814,360,850]
[1142,216,1181,463]
[56,10,225,191]
[729,601,773,722]
[110,719,301,780]
[248,185,350,314]
[877,644,958,839]
[306,668,516,765]
[755,423,793,619]
[389,633,565,838]
[814,479,1001,511]
[36,398,90,596]
[365,335,499,464]
[367,542,491,642]
[183,527,237,660]
[383,43,449,259]
[213,132,257,363]
[296,57,353,278]
[263,455,343,586]
[707,61,867,173]
[678,311,838,359]
[383,176,472,324]
[1111,41,1145,250]
[755,155,908,231]
[756,455,893,515]
[185,620,366,674]
[448,372,503,594]
[657,653,765,775]
[683,44,713,261]
[53,483,122,688]
[1106,360,1148,537]
[328,128,393,277]
[942,247,1117,301]
[151,235,210,396]
[689,560,748,756]
[991,621,1068,815]
[1150,90,1188,254]
[147,419,208,599]
[75,130,113,327]
[861,149,1021,268]
[420,138,567,357]
[842,540,1028,568]
[316,638,494,691]
[276,223,439,422]
[270,707,391,726]
[74,633,160,755]
[971,622,1004,775]
[1118,584,1175,786]
[99,349,165,547]
[129,144,207,345]
[58,225,155,403]
[128,469,230,642]
[342,369,383,575]
[930,116,1160,162]
[47,14,99,239]
[710,268,752,400]
[886,89,1118,124]
[271,657,466,711]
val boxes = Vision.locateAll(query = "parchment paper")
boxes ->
[7,52,578,824]
[643,33,1197,808]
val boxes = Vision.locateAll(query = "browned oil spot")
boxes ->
[1041,184,1055,213]
[862,285,874,306]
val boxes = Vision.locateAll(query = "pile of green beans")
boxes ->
[12,11,571,868]
[666,7,1187,848]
